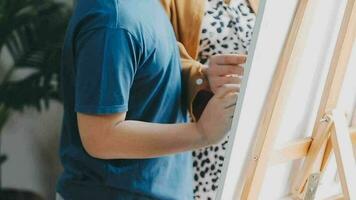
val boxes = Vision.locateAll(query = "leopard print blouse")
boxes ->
[193,0,256,199]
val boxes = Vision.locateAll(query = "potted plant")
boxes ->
[0,0,70,199]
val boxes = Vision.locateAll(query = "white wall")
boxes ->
[1,103,63,200]
[219,0,355,199]
[1,1,71,199]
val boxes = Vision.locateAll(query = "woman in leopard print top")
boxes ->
[193,0,256,199]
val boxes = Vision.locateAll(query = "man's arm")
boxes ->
[78,84,239,159]
[78,114,203,159]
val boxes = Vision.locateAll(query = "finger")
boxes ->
[216,76,242,86]
[210,54,247,65]
[210,64,244,76]
[210,76,240,88]
[219,76,241,85]
[215,84,240,98]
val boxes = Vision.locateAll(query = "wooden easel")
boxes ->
[236,0,356,199]
[290,0,356,198]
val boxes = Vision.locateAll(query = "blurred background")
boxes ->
[0,0,73,199]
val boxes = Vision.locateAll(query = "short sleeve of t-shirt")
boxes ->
[74,27,140,114]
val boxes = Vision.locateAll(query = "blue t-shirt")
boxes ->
[57,0,193,199]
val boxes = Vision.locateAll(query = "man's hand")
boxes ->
[203,54,246,94]
[196,84,239,145]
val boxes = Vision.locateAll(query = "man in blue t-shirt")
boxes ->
[57,0,245,199]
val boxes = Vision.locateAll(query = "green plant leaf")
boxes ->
[0,154,7,165]
[0,105,10,132]
[0,0,70,113]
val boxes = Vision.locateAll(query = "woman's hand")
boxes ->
[202,54,246,94]
[196,84,239,145]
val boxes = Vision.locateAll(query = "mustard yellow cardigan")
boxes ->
[160,0,259,120]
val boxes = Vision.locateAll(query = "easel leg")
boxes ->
[330,109,356,200]
[291,115,333,196]
[239,0,311,199]
[320,137,333,172]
